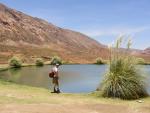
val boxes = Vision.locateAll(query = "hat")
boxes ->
[55,63,60,66]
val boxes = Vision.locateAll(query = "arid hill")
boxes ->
[132,47,150,61]
[0,3,149,64]
[0,3,109,64]
[144,47,150,54]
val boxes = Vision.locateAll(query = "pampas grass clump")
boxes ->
[100,37,148,100]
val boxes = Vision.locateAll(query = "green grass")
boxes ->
[0,79,101,104]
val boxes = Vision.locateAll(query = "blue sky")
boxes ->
[0,0,150,49]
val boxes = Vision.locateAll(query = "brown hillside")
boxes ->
[130,48,150,62]
[0,3,109,64]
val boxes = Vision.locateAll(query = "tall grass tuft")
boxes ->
[100,37,148,100]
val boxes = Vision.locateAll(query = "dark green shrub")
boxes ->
[50,56,62,65]
[99,37,148,100]
[35,58,44,66]
[9,56,22,68]
[95,57,104,64]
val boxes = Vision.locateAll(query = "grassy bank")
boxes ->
[0,79,150,113]
[0,79,149,104]
[0,64,10,71]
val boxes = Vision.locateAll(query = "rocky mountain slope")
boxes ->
[144,47,150,54]
[0,3,109,64]
[132,47,150,61]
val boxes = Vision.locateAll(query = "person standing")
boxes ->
[51,64,60,93]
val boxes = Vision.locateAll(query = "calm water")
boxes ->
[0,65,149,93]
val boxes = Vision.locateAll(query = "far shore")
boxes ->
[0,62,96,71]
[0,61,150,72]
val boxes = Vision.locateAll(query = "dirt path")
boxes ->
[0,103,150,113]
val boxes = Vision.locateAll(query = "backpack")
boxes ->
[49,71,55,78]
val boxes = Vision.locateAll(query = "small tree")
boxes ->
[95,57,104,64]
[9,56,22,68]
[35,58,44,66]
[99,36,148,100]
[50,56,62,65]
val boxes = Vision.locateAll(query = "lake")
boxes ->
[0,65,149,93]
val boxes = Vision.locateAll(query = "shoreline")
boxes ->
[0,79,149,113]
[0,63,104,71]
[0,62,150,72]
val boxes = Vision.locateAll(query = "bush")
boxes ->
[35,58,44,66]
[50,56,62,65]
[9,56,22,68]
[99,37,148,100]
[95,57,104,64]
[136,58,146,65]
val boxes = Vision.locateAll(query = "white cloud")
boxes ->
[81,26,150,37]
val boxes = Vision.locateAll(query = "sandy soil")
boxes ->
[0,103,150,113]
